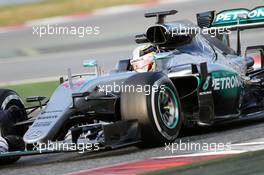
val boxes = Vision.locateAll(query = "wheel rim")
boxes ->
[158,86,179,129]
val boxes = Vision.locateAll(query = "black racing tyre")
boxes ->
[120,72,182,147]
[0,89,27,164]
[0,135,25,165]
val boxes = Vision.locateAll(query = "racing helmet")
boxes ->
[130,44,156,72]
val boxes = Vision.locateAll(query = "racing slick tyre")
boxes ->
[0,89,27,164]
[120,72,182,147]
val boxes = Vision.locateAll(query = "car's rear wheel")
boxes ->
[0,89,27,164]
[120,72,182,147]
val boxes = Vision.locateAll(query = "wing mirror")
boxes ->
[83,59,101,76]
[83,59,97,67]
[245,45,264,70]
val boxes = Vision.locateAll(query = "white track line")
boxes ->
[232,141,264,146]
[153,150,245,159]
[25,17,74,26]
[94,5,143,16]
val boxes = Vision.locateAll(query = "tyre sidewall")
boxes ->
[0,89,26,164]
[0,89,27,137]
[148,76,182,142]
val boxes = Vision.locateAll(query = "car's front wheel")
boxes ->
[0,89,27,164]
[120,72,182,147]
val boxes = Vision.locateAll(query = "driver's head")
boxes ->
[130,44,156,72]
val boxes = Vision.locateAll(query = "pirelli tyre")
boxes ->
[0,89,27,164]
[120,72,182,146]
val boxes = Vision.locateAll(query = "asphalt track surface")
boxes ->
[0,0,264,174]
[1,119,264,175]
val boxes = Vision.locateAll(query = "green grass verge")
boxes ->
[1,80,58,106]
[0,0,152,26]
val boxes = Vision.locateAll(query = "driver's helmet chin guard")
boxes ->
[131,44,157,72]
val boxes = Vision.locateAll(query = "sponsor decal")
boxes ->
[32,121,52,127]
[38,115,58,120]
[212,75,242,90]
[63,79,85,88]
[199,91,212,96]
[41,110,63,114]
[26,130,42,138]
[213,6,264,26]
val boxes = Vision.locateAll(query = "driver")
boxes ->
[130,44,157,72]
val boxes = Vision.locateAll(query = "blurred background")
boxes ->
[0,0,42,6]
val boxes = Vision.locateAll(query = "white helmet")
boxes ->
[130,44,156,72]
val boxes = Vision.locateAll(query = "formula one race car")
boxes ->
[0,6,264,164]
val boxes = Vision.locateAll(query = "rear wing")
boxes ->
[197,6,264,30]
[197,6,264,55]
